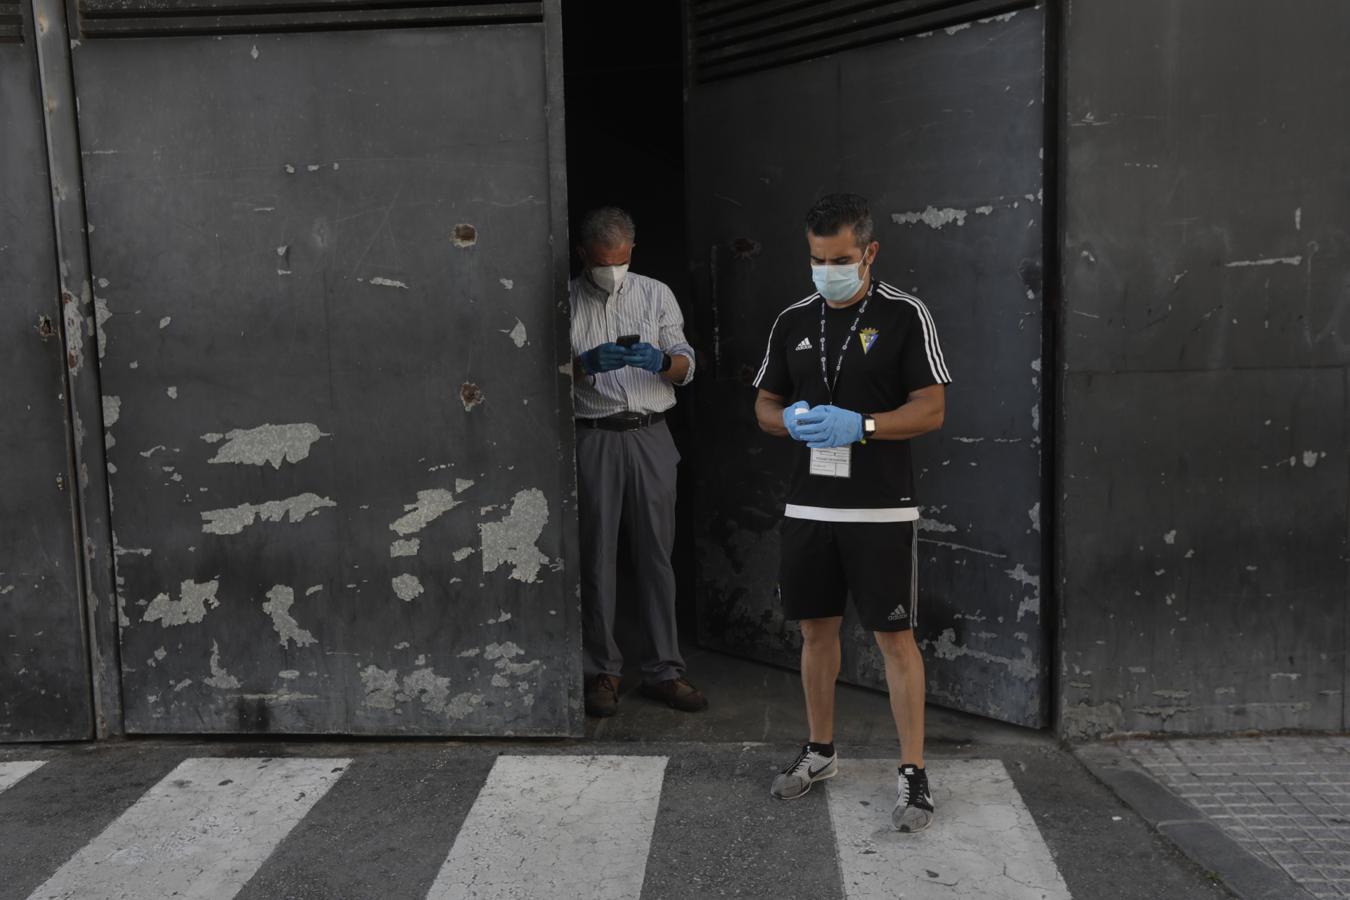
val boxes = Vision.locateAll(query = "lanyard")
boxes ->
[819,297,869,402]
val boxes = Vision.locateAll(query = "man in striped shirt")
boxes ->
[753,193,951,832]
[569,207,706,718]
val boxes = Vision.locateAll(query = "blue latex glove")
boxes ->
[796,405,864,449]
[623,341,666,373]
[781,401,811,441]
[580,342,628,375]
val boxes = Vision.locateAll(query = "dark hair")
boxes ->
[805,193,873,248]
[579,206,636,248]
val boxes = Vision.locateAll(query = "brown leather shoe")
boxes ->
[585,674,620,718]
[641,676,708,712]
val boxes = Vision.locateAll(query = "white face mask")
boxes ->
[589,264,629,295]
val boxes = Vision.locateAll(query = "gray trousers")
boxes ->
[576,420,685,683]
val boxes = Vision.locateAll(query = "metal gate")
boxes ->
[686,2,1050,726]
[0,0,95,742]
[38,0,581,736]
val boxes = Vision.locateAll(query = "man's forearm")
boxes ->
[756,396,790,437]
[660,353,692,384]
[869,397,944,441]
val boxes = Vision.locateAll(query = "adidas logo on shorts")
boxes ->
[888,604,909,622]
[794,337,813,351]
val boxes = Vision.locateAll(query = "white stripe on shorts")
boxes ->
[784,504,920,523]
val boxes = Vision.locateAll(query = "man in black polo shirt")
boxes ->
[753,193,951,832]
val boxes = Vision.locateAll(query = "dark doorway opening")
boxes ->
[561,1,701,653]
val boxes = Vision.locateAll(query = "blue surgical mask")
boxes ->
[811,257,869,302]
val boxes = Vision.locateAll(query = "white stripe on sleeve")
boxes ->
[876,283,951,383]
[754,294,819,389]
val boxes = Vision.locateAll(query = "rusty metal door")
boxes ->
[686,2,1050,726]
[65,2,580,735]
[0,0,94,741]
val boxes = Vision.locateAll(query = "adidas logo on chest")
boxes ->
[794,337,813,351]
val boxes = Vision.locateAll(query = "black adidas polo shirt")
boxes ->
[753,278,952,521]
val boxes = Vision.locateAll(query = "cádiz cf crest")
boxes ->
[859,327,880,354]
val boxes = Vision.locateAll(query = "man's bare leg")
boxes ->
[800,616,843,743]
[771,616,845,800]
[874,628,925,768]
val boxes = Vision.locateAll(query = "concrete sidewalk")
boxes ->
[1078,736,1350,900]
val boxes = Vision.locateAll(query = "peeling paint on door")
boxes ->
[261,585,316,648]
[502,319,528,348]
[142,579,221,627]
[480,489,550,583]
[204,641,241,689]
[359,663,481,718]
[201,494,336,535]
[206,423,329,469]
[390,490,458,537]
[890,206,972,229]
[391,573,424,602]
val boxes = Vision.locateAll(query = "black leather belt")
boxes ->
[576,412,665,432]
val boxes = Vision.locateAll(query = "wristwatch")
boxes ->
[861,414,877,443]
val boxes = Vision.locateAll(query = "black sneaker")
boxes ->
[892,764,934,832]
[584,674,619,718]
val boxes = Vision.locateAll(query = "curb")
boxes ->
[1074,744,1317,900]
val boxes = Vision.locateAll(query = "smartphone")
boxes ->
[617,334,640,348]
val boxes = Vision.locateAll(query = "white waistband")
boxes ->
[784,504,919,523]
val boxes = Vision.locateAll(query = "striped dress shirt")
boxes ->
[569,271,696,418]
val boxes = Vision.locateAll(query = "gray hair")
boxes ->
[579,206,636,248]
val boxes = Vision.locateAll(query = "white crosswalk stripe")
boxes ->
[0,760,45,794]
[827,758,1073,899]
[25,756,350,900]
[425,754,668,900]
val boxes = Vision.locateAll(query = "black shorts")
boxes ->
[779,517,918,632]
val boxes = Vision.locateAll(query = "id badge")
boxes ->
[809,446,852,478]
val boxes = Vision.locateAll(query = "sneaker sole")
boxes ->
[771,766,838,801]
[893,809,933,833]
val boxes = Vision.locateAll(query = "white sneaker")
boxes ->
[771,745,838,800]
[892,764,935,832]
